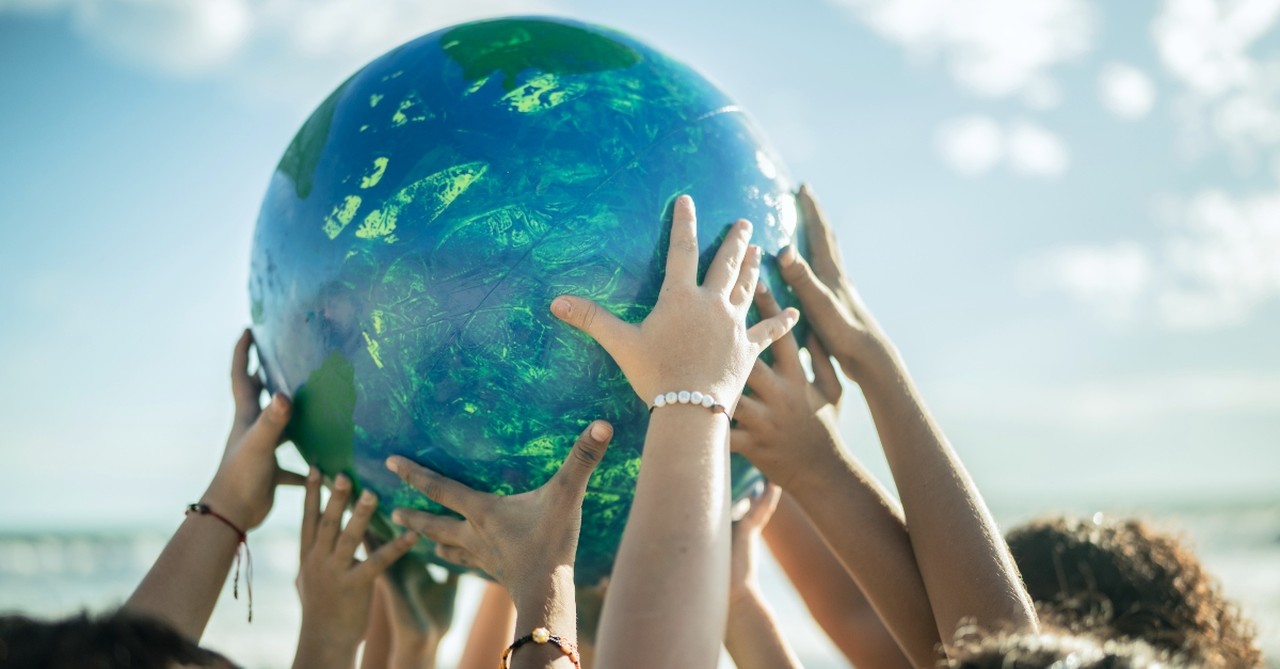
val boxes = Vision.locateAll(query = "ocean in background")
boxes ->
[1,499,1276,668]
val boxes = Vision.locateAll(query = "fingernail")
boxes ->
[590,421,611,441]
[308,467,320,482]
[335,474,351,490]
[359,490,376,505]
[551,297,571,318]
[270,393,290,417]
[391,509,404,524]
[385,457,401,474]
[779,245,796,266]
[738,219,753,232]
[756,281,768,294]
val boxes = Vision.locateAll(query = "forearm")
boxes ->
[763,494,913,669]
[725,588,804,669]
[860,351,1036,640]
[509,567,578,669]
[123,513,242,641]
[457,582,517,669]
[786,443,941,667]
[360,587,393,669]
[293,623,361,669]
[596,407,731,669]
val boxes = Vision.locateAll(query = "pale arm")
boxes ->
[763,493,913,669]
[456,581,517,669]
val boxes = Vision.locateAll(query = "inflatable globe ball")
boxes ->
[250,16,802,586]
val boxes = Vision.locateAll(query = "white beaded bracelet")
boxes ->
[649,390,729,416]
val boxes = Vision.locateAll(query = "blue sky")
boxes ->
[1,0,1278,531]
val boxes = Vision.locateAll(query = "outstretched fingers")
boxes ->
[230,330,262,424]
[746,305,800,354]
[550,295,632,356]
[751,285,802,376]
[664,194,700,286]
[778,246,850,346]
[730,245,763,307]
[391,508,468,549]
[807,334,843,404]
[239,393,291,456]
[704,219,753,293]
[553,420,613,494]
[316,474,352,551]
[300,467,321,555]
[386,456,481,516]
[797,185,846,285]
[334,490,377,561]
[357,530,419,581]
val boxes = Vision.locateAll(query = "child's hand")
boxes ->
[376,557,459,667]
[731,286,845,490]
[729,482,782,608]
[201,329,305,531]
[778,186,895,384]
[293,470,418,669]
[550,195,799,408]
[386,421,612,600]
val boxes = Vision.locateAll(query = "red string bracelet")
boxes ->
[186,502,253,623]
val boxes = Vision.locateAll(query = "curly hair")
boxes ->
[946,628,1186,669]
[0,609,235,669]
[1007,515,1261,668]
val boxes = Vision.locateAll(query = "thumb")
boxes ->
[550,295,630,354]
[240,393,291,454]
[777,247,849,342]
[554,420,613,492]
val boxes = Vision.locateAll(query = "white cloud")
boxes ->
[828,0,1095,101]
[1007,120,1070,177]
[936,115,1004,176]
[1027,187,1280,329]
[1098,62,1157,120]
[936,116,1069,178]
[1026,242,1152,320]
[1154,0,1280,166]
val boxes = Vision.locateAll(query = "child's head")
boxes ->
[1007,514,1261,667]
[946,628,1181,668]
[0,610,235,669]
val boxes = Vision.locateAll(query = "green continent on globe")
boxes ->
[250,16,802,586]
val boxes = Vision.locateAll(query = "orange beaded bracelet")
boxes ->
[500,627,580,669]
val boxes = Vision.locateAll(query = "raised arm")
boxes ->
[777,185,1036,644]
[724,483,804,669]
[124,330,305,640]
[732,290,940,666]
[456,581,517,669]
[762,492,913,668]
[550,196,797,668]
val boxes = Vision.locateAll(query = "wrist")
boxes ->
[295,623,361,668]
[198,485,256,532]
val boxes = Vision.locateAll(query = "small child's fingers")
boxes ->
[807,334,843,404]
[745,358,781,401]
[732,395,768,432]
[335,490,377,561]
[300,467,321,555]
[753,284,802,375]
[357,530,418,581]
[746,307,800,352]
[664,194,700,287]
[317,474,352,550]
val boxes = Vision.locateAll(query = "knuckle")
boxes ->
[582,302,598,332]
[676,238,699,255]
